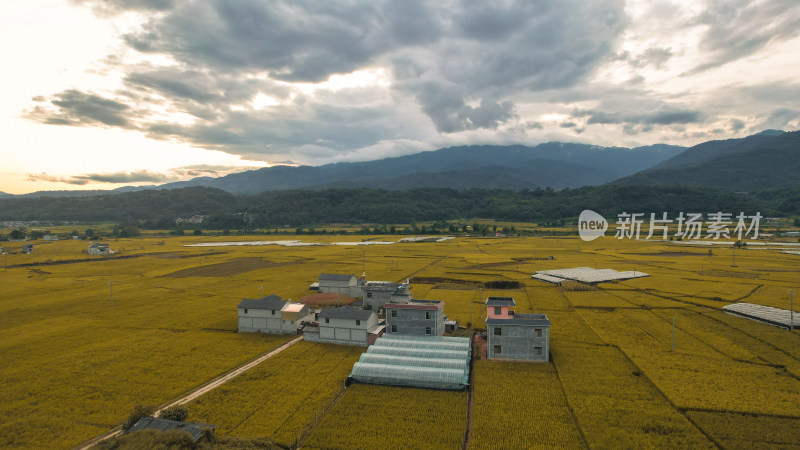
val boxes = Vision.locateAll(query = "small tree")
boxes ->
[10,228,26,240]
[159,405,189,422]
[122,404,157,431]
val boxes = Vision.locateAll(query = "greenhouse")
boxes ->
[348,335,471,390]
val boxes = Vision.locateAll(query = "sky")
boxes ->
[1,0,799,195]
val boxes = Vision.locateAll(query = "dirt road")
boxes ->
[74,336,303,449]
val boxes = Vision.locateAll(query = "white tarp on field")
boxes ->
[532,267,650,285]
[723,302,800,329]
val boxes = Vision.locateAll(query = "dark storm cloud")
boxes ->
[689,0,800,73]
[394,0,628,132]
[25,89,136,128]
[574,106,703,126]
[121,0,443,83]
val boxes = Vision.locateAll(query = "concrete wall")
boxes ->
[363,290,395,310]
[386,308,444,336]
[238,307,302,334]
[319,278,361,297]
[487,324,549,362]
[316,314,377,346]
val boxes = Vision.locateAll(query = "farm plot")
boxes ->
[471,361,584,449]
[686,410,800,449]
[552,340,713,448]
[185,342,364,447]
[579,308,800,417]
[303,384,468,449]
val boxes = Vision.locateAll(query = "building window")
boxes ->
[271,310,275,315]
[425,327,432,335]
[494,306,501,315]
[391,310,397,317]
[244,309,248,314]
[494,327,502,336]
[535,328,542,337]
[367,292,373,298]
[391,325,397,332]
[425,311,432,319]
[356,320,361,326]
[535,347,543,356]
[494,345,502,354]
[325,318,330,324]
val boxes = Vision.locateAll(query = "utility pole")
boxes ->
[790,290,794,332]
[731,247,737,267]
[110,281,113,307]
[259,285,263,298]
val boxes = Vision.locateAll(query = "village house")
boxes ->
[385,299,446,336]
[88,242,112,255]
[318,273,362,297]
[485,296,551,362]
[304,306,383,346]
[361,281,413,311]
[21,244,34,254]
[237,294,311,334]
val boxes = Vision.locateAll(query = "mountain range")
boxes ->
[6,130,798,198]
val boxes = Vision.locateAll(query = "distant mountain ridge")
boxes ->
[612,130,799,191]
[151,142,685,194]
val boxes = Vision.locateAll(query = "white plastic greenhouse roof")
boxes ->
[531,267,650,284]
[349,335,471,390]
[723,302,800,329]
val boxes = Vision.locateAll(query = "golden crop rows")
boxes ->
[185,342,364,447]
[303,384,468,449]
[2,232,800,448]
[552,340,715,448]
[471,361,584,449]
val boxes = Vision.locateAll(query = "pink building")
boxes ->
[486,297,516,319]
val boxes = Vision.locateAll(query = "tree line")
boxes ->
[0,185,797,229]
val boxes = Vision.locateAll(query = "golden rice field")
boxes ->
[185,342,364,447]
[1,231,799,448]
[471,361,584,449]
[302,383,468,449]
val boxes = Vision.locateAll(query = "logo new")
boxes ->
[578,210,608,241]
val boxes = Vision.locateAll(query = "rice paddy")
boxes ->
[1,232,798,448]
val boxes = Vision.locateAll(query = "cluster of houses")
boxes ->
[237,273,551,362]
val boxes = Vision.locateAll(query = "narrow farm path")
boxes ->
[74,336,303,450]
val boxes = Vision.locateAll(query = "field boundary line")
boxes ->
[74,336,303,450]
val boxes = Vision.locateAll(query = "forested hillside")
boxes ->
[2,185,795,228]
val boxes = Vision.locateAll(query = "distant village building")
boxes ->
[361,281,413,311]
[88,243,113,255]
[304,306,383,346]
[318,273,362,297]
[21,244,33,254]
[237,294,311,334]
[385,300,446,336]
[485,296,551,362]
[43,235,59,241]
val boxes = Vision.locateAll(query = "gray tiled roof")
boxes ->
[319,273,356,281]
[487,313,550,327]
[237,294,284,310]
[127,417,215,442]
[485,297,516,307]
[318,306,375,320]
